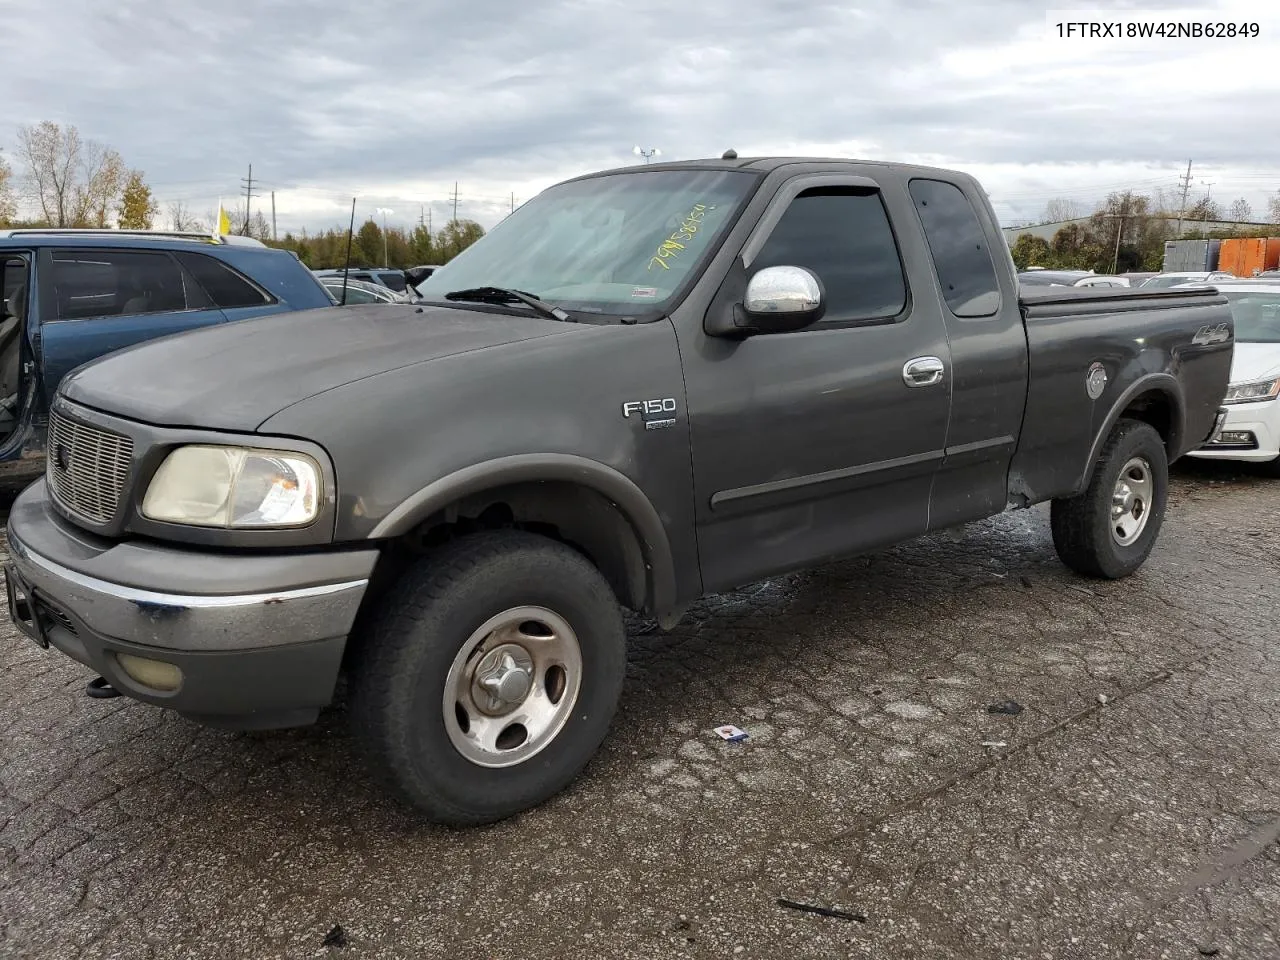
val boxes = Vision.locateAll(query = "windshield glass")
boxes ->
[415,169,757,316]
[1224,291,1280,343]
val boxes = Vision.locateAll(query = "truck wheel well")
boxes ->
[1119,390,1175,449]
[383,481,650,613]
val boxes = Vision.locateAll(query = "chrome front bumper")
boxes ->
[3,480,380,729]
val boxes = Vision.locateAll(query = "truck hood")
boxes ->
[60,303,575,431]
[1228,342,1280,385]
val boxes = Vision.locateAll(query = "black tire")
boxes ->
[1050,418,1168,579]
[1257,455,1280,478]
[349,530,626,826]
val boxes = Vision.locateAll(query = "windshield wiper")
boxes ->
[443,286,572,322]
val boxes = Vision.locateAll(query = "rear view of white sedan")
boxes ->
[1185,280,1280,473]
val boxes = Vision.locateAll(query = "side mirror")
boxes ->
[735,265,825,336]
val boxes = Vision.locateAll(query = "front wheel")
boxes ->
[349,530,627,826]
[1051,418,1169,579]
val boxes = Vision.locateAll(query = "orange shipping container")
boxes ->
[1219,237,1280,276]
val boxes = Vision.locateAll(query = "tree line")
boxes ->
[1011,189,1280,273]
[0,121,486,269]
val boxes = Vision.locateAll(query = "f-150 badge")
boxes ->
[1192,323,1231,346]
[622,398,677,431]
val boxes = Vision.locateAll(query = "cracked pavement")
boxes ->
[2,460,1279,959]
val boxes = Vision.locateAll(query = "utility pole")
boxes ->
[510,192,515,214]
[419,204,425,229]
[449,182,459,223]
[1112,201,1126,274]
[1174,159,1193,238]
[239,163,259,236]
[427,208,432,234]
[270,191,277,241]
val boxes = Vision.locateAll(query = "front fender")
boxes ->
[368,453,678,622]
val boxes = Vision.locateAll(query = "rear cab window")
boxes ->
[908,179,1002,317]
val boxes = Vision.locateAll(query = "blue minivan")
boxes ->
[0,229,333,487]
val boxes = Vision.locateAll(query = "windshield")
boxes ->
[415,169,757,317]
[1223,291,1280,343]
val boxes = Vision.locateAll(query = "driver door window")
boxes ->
[750,188,909,325]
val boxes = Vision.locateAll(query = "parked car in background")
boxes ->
[319,276,411,304]
[404,264,440,292]
[1121,272,1158,286]
[4,155,1233,826]
[314,267,408,293]
[1139,271,1235,289]
[0,229,333,486]
[1073,275,1130,288]
[1017,269,1093,286]
[1180,279,1280,473]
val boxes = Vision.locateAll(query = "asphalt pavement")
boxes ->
[2,460,1278,959]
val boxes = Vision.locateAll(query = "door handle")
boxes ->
[903,356,945,387]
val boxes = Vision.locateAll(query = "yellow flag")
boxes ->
[215,199,231,236]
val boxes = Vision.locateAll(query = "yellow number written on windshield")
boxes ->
[648,204,709,271]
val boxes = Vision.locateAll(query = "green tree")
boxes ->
[1184,196,1222,222]
[117,170,158,229]
[1010,234,1051,270]
[356,219,384,266]
[437,219,486,261]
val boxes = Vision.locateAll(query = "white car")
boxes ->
[1183,280,1280,472]
[1140,271,1235,289]
[1073,275,1130,288]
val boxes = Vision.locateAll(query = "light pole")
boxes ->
[375,207,393,266]
[1200,181,1215,222]
[633,145,661,164]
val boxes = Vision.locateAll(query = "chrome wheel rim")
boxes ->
[443,606,583,769]
[1111,456,1154,546]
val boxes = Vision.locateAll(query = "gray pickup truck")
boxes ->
[4,155,1233,825]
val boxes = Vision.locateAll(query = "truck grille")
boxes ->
[46,409,134,523]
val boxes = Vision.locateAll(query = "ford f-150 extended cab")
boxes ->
[4,156,1234,826]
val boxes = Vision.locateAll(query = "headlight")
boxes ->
[141,446,321,528]
[1223,378,1280,404]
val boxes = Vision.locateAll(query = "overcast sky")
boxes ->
[5,0,1279,234]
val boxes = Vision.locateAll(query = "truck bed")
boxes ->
[1010,285,1233,505]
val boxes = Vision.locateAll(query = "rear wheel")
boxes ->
[1051,419,1168,579]
[349,530,627,826]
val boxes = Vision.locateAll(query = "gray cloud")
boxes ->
[5,0,1277,231]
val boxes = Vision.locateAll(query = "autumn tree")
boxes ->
[17,121,126,227]
[0,150,16,225]
[117,170,158,229]
[167,201,204,232]
[1041,197,1084,222]
[1229,197,1253,222]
